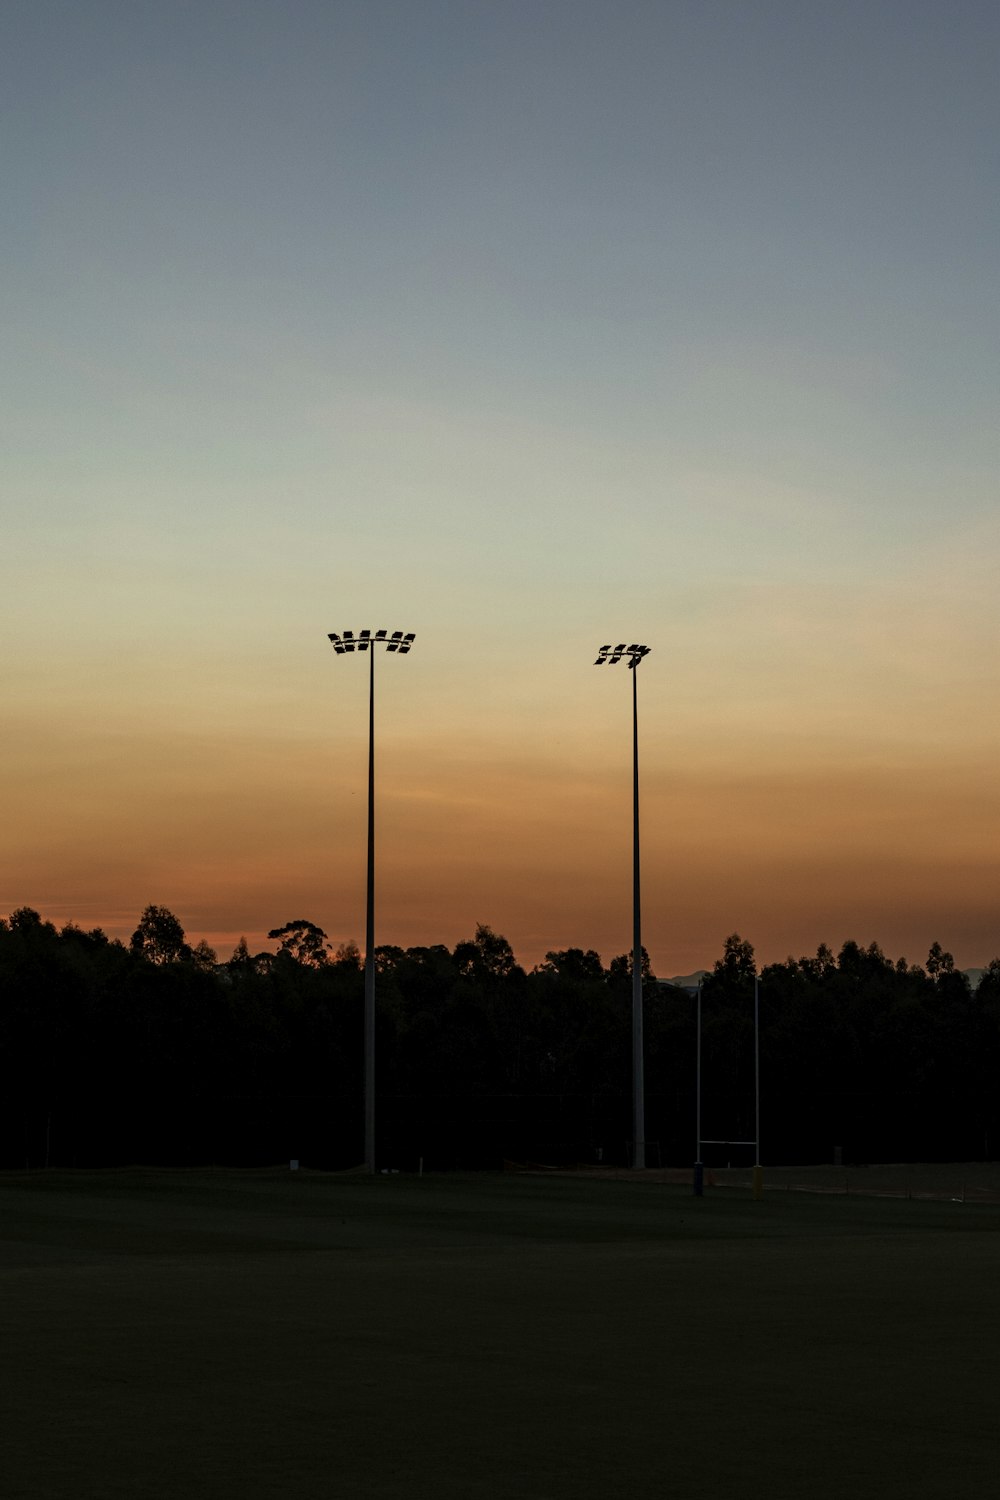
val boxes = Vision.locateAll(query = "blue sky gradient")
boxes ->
[3,1,998,969]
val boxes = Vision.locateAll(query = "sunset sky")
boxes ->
[3,0,998,975]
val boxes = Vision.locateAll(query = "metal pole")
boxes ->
[593,643,650,1172]
[329,628,414,1175]
[632,664,644,1170]
[752,973,763,1200]
[364,645,376,1174]
[694,977,703,1195]
[754,974,760,1166]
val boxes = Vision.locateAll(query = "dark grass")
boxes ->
[2,1168,999,1499]
[591,1161,1000,1201]
[714,1161,1000,1200]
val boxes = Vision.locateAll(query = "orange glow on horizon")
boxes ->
[5,716,999,976]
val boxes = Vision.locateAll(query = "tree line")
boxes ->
[2,906,998,1170]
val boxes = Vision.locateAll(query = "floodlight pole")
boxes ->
[631,660,644,1170]
[328,628,414,1174]
[594,642,650,1169]
[365,645,375,1174]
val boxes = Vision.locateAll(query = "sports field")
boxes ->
[3,1168,998,1499]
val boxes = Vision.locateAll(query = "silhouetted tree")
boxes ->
[703,932,756,991]
[228,936,254,972]
[190,939,218,971]
[8,906,56,937]
[374,944,405,975]
[535,948,605,982]
[453,924,523,985]
[4,904,1000,1170]
[267,919,330,967]
[927,940,955,978]
[333,940,362,969]
[130,905,190,964]
[977,958,1000,1003]
[607,947,653,990]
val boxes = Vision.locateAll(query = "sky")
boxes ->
[2,0,998,975]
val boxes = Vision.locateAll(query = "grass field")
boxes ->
[2,1168,998,1499]
[556,1161,1000,1202]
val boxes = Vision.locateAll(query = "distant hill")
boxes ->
[660,967,985,990]
[658,970,709,992]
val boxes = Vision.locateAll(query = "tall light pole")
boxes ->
[327,628,415,1173]
[595,642,651,1168]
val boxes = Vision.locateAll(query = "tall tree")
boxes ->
[535,948,605,983]
[607,947,652,988]
[453,924,523,985]
[130,905,190,965]
[702,932,756,992]
[267,920,330,967]
[926,941,955,978]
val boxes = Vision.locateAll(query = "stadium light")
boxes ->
[327,627,415,1172]
[594,641,651,1168]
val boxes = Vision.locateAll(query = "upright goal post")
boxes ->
[694,973,763,1199]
